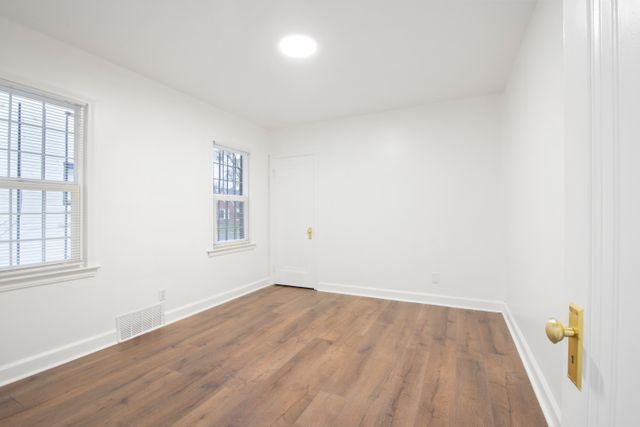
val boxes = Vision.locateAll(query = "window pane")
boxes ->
[46,238,71,263]
[0,119,7,150]
[45,129,75,158]
[0,120,6,177]
[0,189,76,269]
[0,91,9,120]
[216,200,245,242]
[45,104,75,132]
[11,123,42,153]
[12,240,42,265]
[0,242,8,268]
[45,213,69,238]
[12,214,42,240]
[9,152,42,179]
[13,190,42,213]
[11,95,42,126]
[0,188,8,213]
[0,214,8,241]
[46,191,71,213]
[3,93,77,183]
[213,148,244,196]
[45,156,74,182]
[0,149,7,177]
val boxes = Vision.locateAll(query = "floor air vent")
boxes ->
[116,303,164,342]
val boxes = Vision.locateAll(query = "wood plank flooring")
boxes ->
[0,286,547,426]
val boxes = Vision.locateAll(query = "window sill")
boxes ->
[207,242,256,257]
[0,264,101,293]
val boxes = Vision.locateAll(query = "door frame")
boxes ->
[268,153,319,289]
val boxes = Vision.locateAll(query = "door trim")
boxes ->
[269,153,319,289]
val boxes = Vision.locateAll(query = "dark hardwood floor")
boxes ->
[0,285,546,426]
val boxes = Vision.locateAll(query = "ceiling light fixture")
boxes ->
[278,34,318,59]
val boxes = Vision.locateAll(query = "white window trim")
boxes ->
[209,142,254,256]
[0,78,97,292]
[207,241,256,257]
[0,263,100,293]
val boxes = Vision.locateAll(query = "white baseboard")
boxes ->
[0,276,273,388]
[0,330,117,387]
[501,304,561,427]
[316,282,504,312]
[165,277,273,324]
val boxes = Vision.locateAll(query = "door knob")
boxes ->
[307,226,313,240]
[545,304,584,389]
[545,318,577,343]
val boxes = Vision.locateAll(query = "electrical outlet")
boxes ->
[432,273,441,285]
[158,289,166,301]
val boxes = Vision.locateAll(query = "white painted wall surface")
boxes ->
[0,18,270,378]
[272,95,506,302]
[501,0,564,416]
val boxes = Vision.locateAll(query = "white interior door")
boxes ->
[271,155,316,288]
[562,0,639,425]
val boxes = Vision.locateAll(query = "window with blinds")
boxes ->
[0,81,86,271]
[213,145,248,245]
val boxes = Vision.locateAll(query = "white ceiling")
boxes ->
[0,0,536,128]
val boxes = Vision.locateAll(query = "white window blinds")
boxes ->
[0,82,86,271]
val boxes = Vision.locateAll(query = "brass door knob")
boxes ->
[546,305,584,390]
[307,226,313,240]
[545,318,577,343]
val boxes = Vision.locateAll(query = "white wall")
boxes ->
[272,95,507,302]
[0,18,270,381]
[501,0,564,415]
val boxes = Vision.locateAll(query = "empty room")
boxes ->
[0,0,638,426]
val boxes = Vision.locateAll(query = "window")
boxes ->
[213,145,249,248]
[0,81,86,273]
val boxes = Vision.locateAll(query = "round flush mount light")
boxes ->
[278,34,318,59]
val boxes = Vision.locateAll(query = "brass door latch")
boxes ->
[307,226,313,240]
[545,303,584,389]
